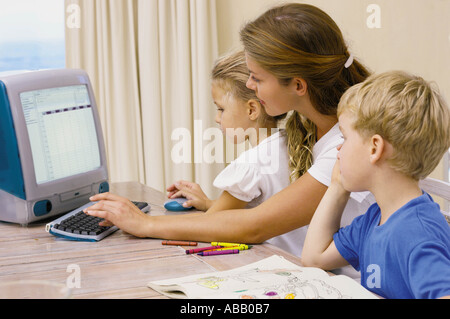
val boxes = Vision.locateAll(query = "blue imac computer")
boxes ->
[0,69,109,225]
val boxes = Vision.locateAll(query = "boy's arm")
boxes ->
[206,191,248,214]
[302,162,350,270]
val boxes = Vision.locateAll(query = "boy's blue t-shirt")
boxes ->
[333,192,450,299]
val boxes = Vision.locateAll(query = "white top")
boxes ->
[213,130,290,208]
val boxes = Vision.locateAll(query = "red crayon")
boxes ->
[197,249,239,256]
[162,240,197,246]
[185,245,223,254]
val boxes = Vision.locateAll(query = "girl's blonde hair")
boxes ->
[211,50,286,128]
[338,71,450,181]
[240,3,370,181]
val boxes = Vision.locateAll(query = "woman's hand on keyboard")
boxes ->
[84,193,151,238]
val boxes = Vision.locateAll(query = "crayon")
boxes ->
[162,240,198,246]
[211,242,240,247]
[197,249,239,256]
[211,242,250,249]
[185,245,223,254]
[208,245,252,251]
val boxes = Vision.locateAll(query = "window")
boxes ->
[0,0,65,72]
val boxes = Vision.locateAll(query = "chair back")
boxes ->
[419,178,450,224]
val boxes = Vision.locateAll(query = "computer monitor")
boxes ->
[0,69,109,224]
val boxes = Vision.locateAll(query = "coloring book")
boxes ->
[147,255,376,299]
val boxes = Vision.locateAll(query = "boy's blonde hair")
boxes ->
[338,71,450,180]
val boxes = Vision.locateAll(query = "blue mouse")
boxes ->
[164,197,193,212]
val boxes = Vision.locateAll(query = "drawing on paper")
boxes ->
[195,268,352,299]
[147,255,377,299]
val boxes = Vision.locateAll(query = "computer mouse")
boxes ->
[164,197,193,212]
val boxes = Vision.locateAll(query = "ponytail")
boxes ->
[285,112,315,182]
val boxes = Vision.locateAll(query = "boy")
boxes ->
[302,71,450,299]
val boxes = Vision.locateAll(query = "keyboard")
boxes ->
[45,201,150,242]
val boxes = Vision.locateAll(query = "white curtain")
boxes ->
[65,0,224,198]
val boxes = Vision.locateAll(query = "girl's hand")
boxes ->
[166,180,213,211]
[84,193,151,238]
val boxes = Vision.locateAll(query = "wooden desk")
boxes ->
[0,182,304,299]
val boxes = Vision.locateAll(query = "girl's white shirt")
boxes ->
[213,129,290,209]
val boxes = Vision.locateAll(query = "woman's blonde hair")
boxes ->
[240,3,370,181]
[338,71,450,181]
[211,50,285,128]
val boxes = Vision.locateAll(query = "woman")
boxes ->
[85,3,373,259]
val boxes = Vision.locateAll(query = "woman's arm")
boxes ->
[86,172,327,243]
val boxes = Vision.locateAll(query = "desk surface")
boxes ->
[0,182,305,299]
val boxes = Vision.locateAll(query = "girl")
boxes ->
[86,3,374,263]
[167,50,289,215]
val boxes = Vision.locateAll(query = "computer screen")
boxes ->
[0,69,109,224]
[21,85,100,184]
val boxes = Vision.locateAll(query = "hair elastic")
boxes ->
[344,53,353,69]
[344,53,354,69]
